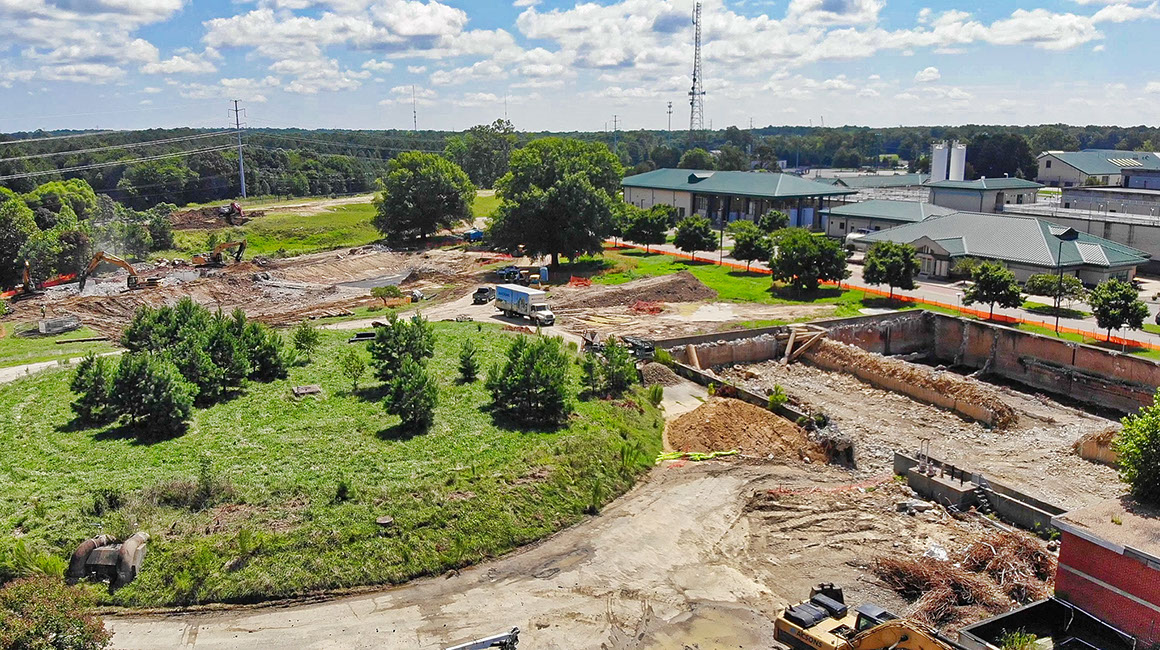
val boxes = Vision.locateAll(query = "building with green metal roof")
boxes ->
[621,169,855,229]
[821,200,957,239]
[860,211,1149,284]
[927,177,1044,213]
[818,173,929,189]
[1037,149,1160,188]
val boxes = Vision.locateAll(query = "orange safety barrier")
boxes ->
[605,240,1160,353]
[1,273,78,300]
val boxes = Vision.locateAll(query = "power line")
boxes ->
[0,145,239,182]
[0,131,119,147]
[0,131,237,164]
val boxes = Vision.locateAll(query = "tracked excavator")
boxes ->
[775,584,965,650]
[193,239,247,267]
[11,261,45,300]
[78,252,159,291]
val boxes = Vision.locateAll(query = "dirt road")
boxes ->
[108,462,811,649]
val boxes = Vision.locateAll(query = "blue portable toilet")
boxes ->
[539,266,549,283]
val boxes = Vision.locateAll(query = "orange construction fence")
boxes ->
[1,273,78,300]
[605,241,1160,353]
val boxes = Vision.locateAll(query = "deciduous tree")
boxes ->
[443,119,517,189]
[673,216,717,258]
[769,228,849,293]
[1089,278,1149,344]
[863,241,920,299]
[373,152,475,244]
[728,220,772,271]
[1115,391,1160,505]
[677,148,715,170]
[962,261,1023,319]
[624,205,670,253]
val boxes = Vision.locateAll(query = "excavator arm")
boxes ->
[846,620,962,650]
[79,252,139,290]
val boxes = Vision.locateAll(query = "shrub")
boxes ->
[338,347,367,392]
[111,354,196,439]
[998,629,1038,650]
[767,385,788,410]
[1115,390,1160,505]
[653,348,673,367]
[602,338,637,397]
[458,339,479,382]
[0,576,111,650]
[383,356,438,432]
[371,285,404,305]
[0,539,66,583]
[291,321,322,359]
[369,313,435,382]
[70,353,114,424]
[646,384,664,407]
[243,321,286,381]
[486,335,573,427]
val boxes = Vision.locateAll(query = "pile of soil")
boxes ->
[642,362,681,386]
[557,271,716,309]
[667,397,827,462]
[171,207,264,230]
[804,339,1019,429]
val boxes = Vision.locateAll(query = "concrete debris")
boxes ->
[641,362,682,386]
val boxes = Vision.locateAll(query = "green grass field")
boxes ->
[473,193,501,220]
[0,323,116,369]
[0,324,663,607]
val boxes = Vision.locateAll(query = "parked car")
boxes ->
[472,286,496,304]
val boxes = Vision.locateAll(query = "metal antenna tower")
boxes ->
[688,2,705,141]
[612,114,620,151]
[667,102,673,131]
[229,100,247,199]
[411,85,418,130]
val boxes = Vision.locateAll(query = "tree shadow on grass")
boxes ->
[91,421,187,446]
[376,421,430,442]
[479,401,568,434]
[726,269,768,279]
[354,383,391,403]
[860,297,916,310]
[1023,303,1089,320]
[769,286,844,302]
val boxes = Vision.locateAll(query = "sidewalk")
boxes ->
[607,240,1160,352]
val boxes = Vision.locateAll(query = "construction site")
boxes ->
[1,203,1156,648]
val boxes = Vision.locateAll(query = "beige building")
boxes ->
[928,178,1042,213]
[1037,150,1160,188]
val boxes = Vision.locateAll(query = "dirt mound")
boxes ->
[171,207,264,230]
[804,339,1019,429]
[667,397,826,462]
[557,271,716,309]
[642,362,681,386]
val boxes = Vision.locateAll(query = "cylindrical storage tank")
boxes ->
[931,142,949,182]
[949,141,967,181]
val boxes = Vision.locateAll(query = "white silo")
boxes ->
[931,142,950,183]
[949,141,967,181]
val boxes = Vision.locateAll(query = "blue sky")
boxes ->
[1,0,1159,132]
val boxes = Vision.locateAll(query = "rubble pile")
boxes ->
[805,339,1019,429]
[667,397,827,462]
[641,362,682,386]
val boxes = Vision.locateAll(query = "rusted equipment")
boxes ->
[66,532,149,590]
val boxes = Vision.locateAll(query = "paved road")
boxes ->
[109,459,825,649]
[0,350,122,386]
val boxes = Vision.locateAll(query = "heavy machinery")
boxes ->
[218,202,245,225]
[445,627,519,650]
[11,261,44,301]
[193,239,247,267]
[775,584,964,650]
[79,252,159,291]
[66,532,149,591]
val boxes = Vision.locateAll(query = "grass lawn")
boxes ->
[0,324,663,607]
[1021,300,1089,319]
[167,203,381,259]
[472,193,501,219]
[0,322,116,369]
[588,248,914,318]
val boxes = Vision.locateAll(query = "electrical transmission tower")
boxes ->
[230,100,247,199]
[411,85,418,131]
[688,1,705,142]
[667,102,673,131]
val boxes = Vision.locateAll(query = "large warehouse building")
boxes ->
[621,169,855,229]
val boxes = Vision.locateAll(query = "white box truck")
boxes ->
[495,284,554,326]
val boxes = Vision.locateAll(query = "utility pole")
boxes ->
[688,2,705,144]
[411,85,418,131]
[612,114,620,152]
[230,100,247,199]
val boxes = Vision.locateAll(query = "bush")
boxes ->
[111,354,196,439]
[1115,390,1160,505]
[291,321,322,359]
[242,321,286,381]
[653,347,673,367]
[383,356,438,432]
[646,384,664,407]
[486,335,573,427]
[0,576,111,650]
[69,354,114,424]
[0,539,66,583]
[338,347,367,392]
[767,385,788,410]
[369,313,435,382]
[602,338,637,397]
[580,351,601,396]
[458,339,479,382]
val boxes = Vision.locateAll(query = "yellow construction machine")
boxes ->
[79,252,159,291]
[774,584,964,650]
[12,261,45,300]
[193,239,247,267]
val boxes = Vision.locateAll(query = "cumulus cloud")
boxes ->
[1146,81,1160,93]
[914,66,941,82]
[785,0,885,25]
[141,49,217,75]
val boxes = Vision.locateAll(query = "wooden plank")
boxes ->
[782,328,798,363]
[790,332,825,362]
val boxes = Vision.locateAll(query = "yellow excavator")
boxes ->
[193,239,247,267]
[11,261,45,301]
[78,252,160,291]
[774,584,964,650]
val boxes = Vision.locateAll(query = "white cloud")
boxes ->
[1145,81,1160,93]
[380,84,436,105]
[180,75,281,102]
[141,49,217,75]
[407,65,427,74]
[362,59,395,72]
[785,0,885,25]
[914,66,941,82]
[38,63,125,84]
